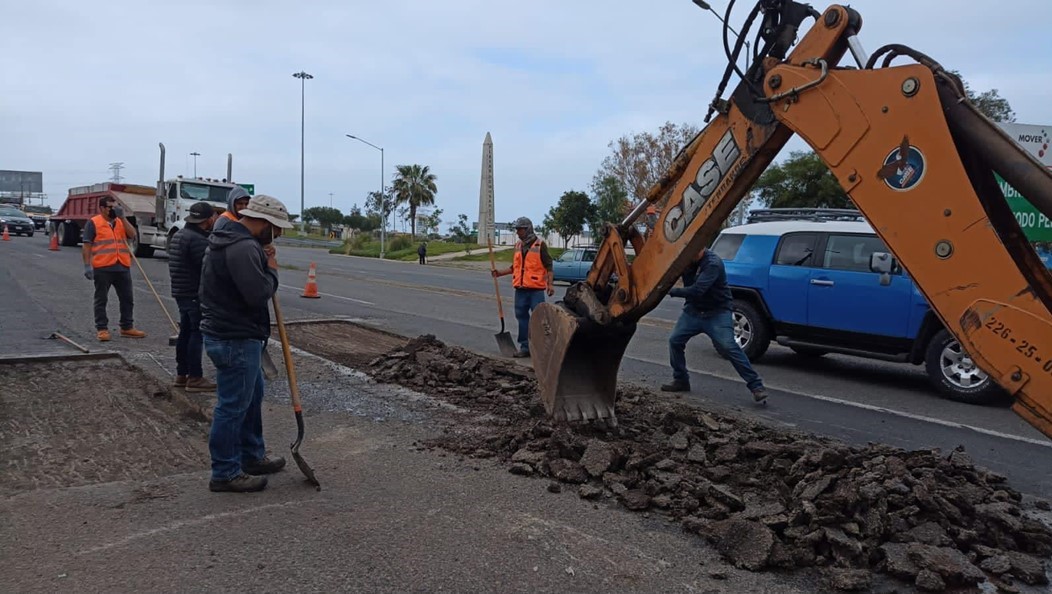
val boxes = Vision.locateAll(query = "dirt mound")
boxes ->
[369,335,1052,592]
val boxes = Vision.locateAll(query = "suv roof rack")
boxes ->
[746,208,867,223]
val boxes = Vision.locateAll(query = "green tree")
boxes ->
[949,69,1016,122]
[420,208,443,237]
[587,174,630,238]
[544,190,594,246]
[449,213,472,243]
[754,151,850,209]
[391,164,438,237]
[364,189,394,231]
[302,206,345,234]
[595,121,700,203]
[343,203,376,232]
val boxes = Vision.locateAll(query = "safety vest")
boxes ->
[221,210,238,223]
[513,240,547,290]
[89,215,131,269]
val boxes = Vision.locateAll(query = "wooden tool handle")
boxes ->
[488,239,505,319]
[271,294,303,413]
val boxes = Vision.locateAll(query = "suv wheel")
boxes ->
[725,300,771,361]
[924,329,1005,405]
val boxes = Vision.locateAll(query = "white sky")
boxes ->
[3,1,1051,231]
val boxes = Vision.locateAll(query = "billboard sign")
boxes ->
[998,123,1052,241]
[0,170,43,194]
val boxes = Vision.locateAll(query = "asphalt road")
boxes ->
[5,233,1052,497]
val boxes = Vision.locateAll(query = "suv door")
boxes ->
[767,232,820,325]
[807,233,912,337]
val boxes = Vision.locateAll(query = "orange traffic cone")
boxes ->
[48,230,60,251]
[1,225,9,241]
[301,261,321,298]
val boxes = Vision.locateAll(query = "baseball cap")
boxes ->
[184,202,215,223]
[239,194,294,229]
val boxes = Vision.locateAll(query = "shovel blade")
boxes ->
[528,302,636,425]
[291,411,321,490]
[495,331,518,357]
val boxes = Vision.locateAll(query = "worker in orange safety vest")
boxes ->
[82,196,146,341]
[490,216,554,358]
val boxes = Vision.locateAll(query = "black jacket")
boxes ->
[167,224,210,299]
[199,222,278,340]
[668,250,733,314]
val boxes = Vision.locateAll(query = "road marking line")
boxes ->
[628,353,1052,448]
[279,284,373,305]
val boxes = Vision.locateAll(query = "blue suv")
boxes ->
[709,209,1003,404]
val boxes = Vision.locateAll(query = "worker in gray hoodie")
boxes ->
[213,185,251,232]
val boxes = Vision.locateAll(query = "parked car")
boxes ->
[0,206,35,237]
[707,208,1012,404]
[553,246,598,283]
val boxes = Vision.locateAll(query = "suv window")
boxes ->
[822,234,891,272]
[581,249,596,263]
[712,233,745,261]
[774,233,818,266]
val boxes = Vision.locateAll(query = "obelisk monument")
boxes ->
[477,132,496,246]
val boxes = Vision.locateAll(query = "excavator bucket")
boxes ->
[529,302,637,426]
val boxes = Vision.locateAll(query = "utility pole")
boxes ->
[293,71,313,230]
[190,152,200,178]
[108,162,124,183]
[329,192,334,208]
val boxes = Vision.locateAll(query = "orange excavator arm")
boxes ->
[529,1,1052,440]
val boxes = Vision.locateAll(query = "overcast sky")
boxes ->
[3,0,1051,231]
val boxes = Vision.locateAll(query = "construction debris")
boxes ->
[369,335,1052,592]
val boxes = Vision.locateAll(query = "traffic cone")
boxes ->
[1,225,9,241]
[48,231,60,251]
[301,261,321,298]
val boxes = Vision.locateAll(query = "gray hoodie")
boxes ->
[199,221,278,340]
[212,186,251,232]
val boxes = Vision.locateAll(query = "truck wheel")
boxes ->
[59,222,79,246]
[129,231,154,258]
[924,329,1006,405]
[715,300,771,361]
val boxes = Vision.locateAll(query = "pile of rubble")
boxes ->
[369,335,1052,592]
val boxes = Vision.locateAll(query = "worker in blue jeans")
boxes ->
[491,217,555,357]
[663,247,768,404]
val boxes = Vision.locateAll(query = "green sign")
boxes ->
[999,173,1052,242]
[238,183,255,195]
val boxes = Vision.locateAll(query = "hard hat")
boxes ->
[513,216,532,229]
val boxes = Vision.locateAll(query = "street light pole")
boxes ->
[345,134,386,259]
[190,152,200,178]
[293,71,313,230]
[692,1,751,69]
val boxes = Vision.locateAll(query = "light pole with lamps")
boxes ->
[293,71,313,230]
[345,134,385,259]
[692,1,751,69]
[190,152,200,178]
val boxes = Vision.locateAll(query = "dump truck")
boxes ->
[51,144,242,256]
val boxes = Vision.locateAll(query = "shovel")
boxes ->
[488,239,518,357]
[271,294,321,491]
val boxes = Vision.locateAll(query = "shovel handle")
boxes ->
[487,239,506,321]
[271,294,303,413]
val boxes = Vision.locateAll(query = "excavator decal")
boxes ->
[878,136,926,191]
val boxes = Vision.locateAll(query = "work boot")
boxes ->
[97,329,111,342]
[120,328,146,338]
[185,377,216,393]
[173,375,187,388]
[660,380,691,393]
[243,455,287,476]
[208,472,267,493]
[512,349,530,359]
[752,387,769,404]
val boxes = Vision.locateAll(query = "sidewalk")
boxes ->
[426,243,514,261]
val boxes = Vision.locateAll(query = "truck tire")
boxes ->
[716,299,771,361]
[59,222,79,246]
[129,231,154,258]
[924,329,1005,405]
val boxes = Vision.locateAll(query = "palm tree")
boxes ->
[390,164,438,238]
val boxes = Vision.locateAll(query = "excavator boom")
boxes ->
[529,2,1052,440]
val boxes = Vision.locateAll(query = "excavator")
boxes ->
[529,0,1052,440]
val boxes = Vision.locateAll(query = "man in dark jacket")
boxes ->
[168,202,218,392]
[662,247,768,403]
[200,194,293,493]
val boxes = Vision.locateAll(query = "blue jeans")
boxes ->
[514,288,546,352]
[175,298,203,378]
[669,307,764,391]
[204,336,267,481]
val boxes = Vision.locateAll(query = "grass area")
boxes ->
[452,246,567,263]
[329,238,482,260]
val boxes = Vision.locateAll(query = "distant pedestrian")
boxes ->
[213,186,251,232]
[200,194,293,493]
[490,217,554,357]
[662,247,768,403]
[167,202,219,393]
[82,196,146,341]
[418,241,427,265]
